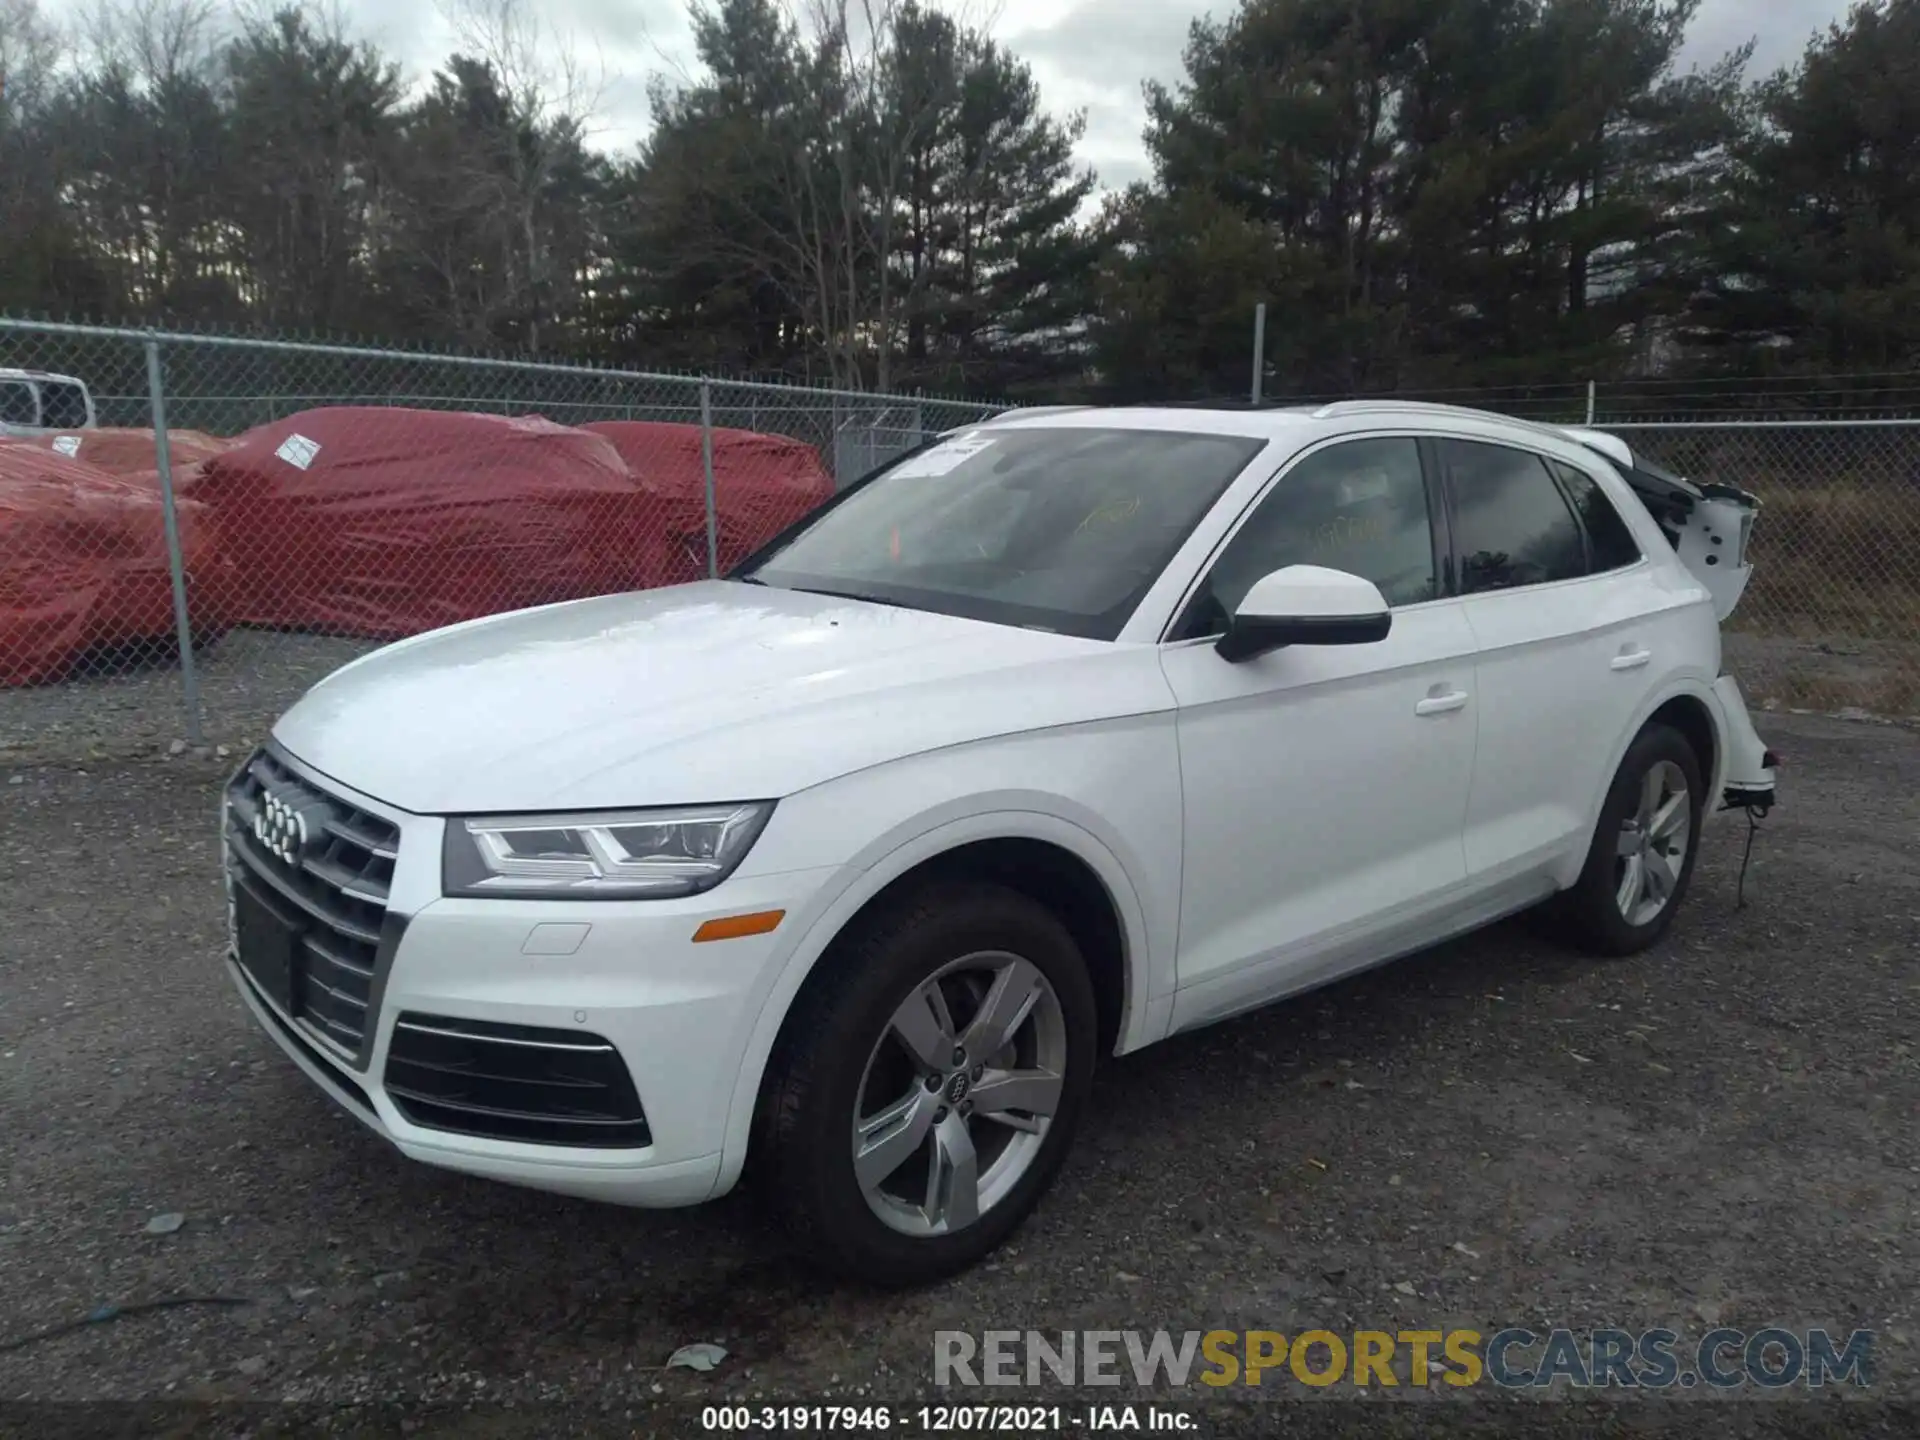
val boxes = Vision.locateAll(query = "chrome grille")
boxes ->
[224,748,400,1063]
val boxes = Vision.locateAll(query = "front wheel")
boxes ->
[753,880,1097,1286]
[1547,722,1705,956]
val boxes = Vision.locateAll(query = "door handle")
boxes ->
[1416,690,1470,717]
[1611,648,1653,671]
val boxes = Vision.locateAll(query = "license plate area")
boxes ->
[233,877,302,1017]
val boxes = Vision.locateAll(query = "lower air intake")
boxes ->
[383,1013,651,1148]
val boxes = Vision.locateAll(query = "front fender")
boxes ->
[708,806,1161,1200]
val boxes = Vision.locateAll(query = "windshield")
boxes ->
[738,427,1266,639]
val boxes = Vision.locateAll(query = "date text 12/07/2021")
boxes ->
[699,1406,1195,1432]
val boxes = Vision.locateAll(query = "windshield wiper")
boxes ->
[782,584,931,614]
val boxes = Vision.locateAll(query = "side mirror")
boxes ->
[1216,564,1392,663]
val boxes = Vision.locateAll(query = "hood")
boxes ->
[273,581,1169,813]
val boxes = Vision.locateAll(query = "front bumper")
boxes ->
[229,958,728,1204]
[226,748,839,1208]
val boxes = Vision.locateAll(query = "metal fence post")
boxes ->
[1251,303,1267,405]
[831,393,844,489]
[1587,380,1597,425]
[699,381,720,579]
[144,337,204,745]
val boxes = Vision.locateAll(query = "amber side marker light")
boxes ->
[692,910,786,943]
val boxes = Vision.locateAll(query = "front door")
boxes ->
[1161,436,1479,1030]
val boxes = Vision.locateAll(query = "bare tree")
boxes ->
[436,0,608,352]
[0,0,63,121]
[63,0,229,309]
[221,2,402,330]
[77,0,222,86]
[651,0,861,388]
[802,0,992,389]
[0,0,66,269]
[701,0,986,390]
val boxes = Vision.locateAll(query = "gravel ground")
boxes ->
[1725,631,1920,722]
[2,712,1917,1437]
[0,630,375,765]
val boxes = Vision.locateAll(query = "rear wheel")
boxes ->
[754,880,1096,1286]
[1548,723,1705,956]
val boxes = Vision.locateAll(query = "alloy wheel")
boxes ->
[851,951,1068,1237]
[1615,759,1692,926]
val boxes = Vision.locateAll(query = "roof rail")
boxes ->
[1309,399,1524,422]
[978,405,1095,423]
[1126,398,1301,411]
[1557,425,1635,469]
[1310,400,1669,475]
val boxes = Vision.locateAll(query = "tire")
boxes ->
[1547,722,1705,956]
[753,879,1097,1287]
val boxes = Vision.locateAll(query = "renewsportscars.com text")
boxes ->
[934,1328,1873,1390]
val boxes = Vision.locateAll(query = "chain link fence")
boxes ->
[0,319,1002,757]
[2,316,1917,763]
[1610,421,1920,721]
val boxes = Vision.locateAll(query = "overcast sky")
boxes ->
[344,0,1856,192]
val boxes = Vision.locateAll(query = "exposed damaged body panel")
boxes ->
[1558,427,1760,623]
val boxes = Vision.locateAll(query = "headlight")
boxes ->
[442,802,774,900]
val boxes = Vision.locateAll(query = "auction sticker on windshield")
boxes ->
[890,434,997,478]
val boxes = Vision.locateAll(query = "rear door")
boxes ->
[1439,438,1667,883]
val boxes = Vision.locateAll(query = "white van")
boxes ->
[0,368,98,436]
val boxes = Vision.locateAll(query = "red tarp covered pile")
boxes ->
[20,427,233,477]
[181,408,660,637]
[0,444,220,685]
[584,422,836,583]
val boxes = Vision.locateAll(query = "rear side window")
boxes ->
[37,382,89,428]
[1550,461,1643,572]
[1440,439,1586,594]
[0,381,36,426]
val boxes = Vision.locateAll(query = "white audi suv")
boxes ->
[224,400,1778,1284]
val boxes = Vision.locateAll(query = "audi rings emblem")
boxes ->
[253,788,314,865]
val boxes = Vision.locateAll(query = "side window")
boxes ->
[37,382,90,429]
[1550,460,1643,572]
[1178,437,1437,637]
[0,381,37,426]
[1441,440,1586,594]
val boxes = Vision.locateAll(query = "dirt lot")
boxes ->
[2,712,1917,1437]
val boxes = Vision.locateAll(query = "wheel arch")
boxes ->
[1647,692,1720,796]
[710,810,1153,1198]
[1569,676,1725,888]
